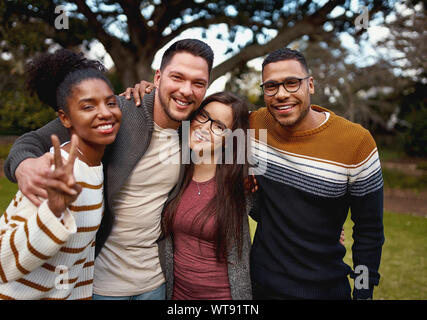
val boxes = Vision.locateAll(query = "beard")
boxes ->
[275,104,310,128]
[271,96,312,129]
[157,84,196,122]
[157,87,187,124]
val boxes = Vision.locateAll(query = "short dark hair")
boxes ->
[160,39,214,75]
[262,47,309,74]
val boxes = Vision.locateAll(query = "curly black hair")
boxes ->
[26,49,112,111]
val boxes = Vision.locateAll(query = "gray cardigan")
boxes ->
[5,91,252,299]
[4,90,185,256]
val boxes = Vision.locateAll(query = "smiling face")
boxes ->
[59,78,121,159]
[190,101,233,163]
[154,52,209,129]
[262,59,316,131]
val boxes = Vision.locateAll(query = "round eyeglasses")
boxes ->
[193,110,227,136]
[260,76,310,96]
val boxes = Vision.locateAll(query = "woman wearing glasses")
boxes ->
[160,92,253,300]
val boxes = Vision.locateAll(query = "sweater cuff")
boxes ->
[38,201,77,237]
[4,150,39,183]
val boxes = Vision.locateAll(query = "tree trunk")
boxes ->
[107,46,155,88]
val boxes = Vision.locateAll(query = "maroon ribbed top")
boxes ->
[172,177,231,300]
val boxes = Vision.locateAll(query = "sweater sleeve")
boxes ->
[247,191,261,222]
[3,118,70,183]
[348,131,385,300]
[0,191,76,283]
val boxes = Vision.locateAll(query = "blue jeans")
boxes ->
[92,283,166,300]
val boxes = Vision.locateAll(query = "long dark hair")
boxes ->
[162,91,250,262]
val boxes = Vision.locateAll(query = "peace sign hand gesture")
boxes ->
[46,134,82,217]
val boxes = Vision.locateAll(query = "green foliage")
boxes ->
[402,103,427,157]
[225,64,264,110]
[0,90,57,135]
[0,177,18,213]
[382,167,427,191]
[416,162,427,171]
[0,144,12,160]
[395,79,427,157]
[107,69,125,96]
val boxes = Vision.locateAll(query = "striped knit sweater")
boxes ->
[249,105,385,300]
[0,148,103,300]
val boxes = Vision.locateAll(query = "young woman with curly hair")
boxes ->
[0,49,121,300]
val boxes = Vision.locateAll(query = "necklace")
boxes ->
[76,147,85,160]
[76,147,91,164]
[196,181,203,196]
[194,178,215,196]
[76,146,103,182]
[77,147,101,166]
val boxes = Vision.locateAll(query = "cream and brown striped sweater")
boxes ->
[0,147,103,300]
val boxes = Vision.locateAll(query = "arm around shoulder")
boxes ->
[4,118,69,182]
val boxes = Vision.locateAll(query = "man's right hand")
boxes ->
[119,80,154,106]
[15,152,53,207]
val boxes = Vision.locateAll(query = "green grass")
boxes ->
[0,177,18,212]
[382,167,427,191]
[343,212,427,300]
[2,177,426,299]
[249,211,427,300]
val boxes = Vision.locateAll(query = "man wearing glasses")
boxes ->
[47,44,383,301]
[250,47,384,300]
[121,47,385,300]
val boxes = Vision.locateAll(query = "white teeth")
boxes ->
[278,105,294,110]
[175,99,190,106]
[97,124,113,130]
[194,131,208,141]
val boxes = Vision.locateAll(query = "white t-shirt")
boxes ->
[93,123,180,296]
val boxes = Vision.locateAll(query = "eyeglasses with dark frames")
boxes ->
[260,76,310,96]
[193,110,228,135]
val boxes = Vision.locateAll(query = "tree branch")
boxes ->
[72,0,126,52]
[210,0,346,82]
[158,12,268,49]
[117,0,149,47]
[152,0,193,33]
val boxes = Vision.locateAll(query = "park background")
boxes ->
[0,0,425,299]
